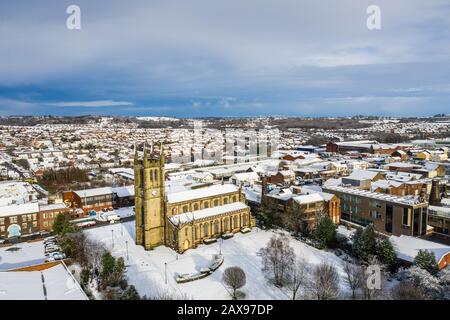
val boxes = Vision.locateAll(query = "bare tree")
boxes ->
[309,262,340,300]
[281,211,304,236]
[222,266,247,299]
[342,262,364,299]
[287,258,310,300]
[391,281,426,300]
[60,232,90,267]
[260,234,296,287]
[86,240,106,289]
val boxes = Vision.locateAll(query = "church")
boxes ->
[134,143,255,253]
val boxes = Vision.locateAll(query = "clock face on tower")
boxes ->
[152,190,157,196]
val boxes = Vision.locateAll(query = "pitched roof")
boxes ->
[345,170,381,181]
[167,184,238,204]
[292,193,324,205]
[73,187,113,198]
[390,235,450,265]
[169,202,248,226]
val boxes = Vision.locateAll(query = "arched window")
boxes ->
[233,216,238,229]
[183,205,188,213]
[213,199,219,207]
[214,221,219,234]
[203,224,208,236]
[243,214,248,226]
[232,196,237,202]
[195,226,199,239]
[193,203,199,211]
[224,218,229,231]
[172,207,177,215]
[223,198,228,205]
[204,202,209,209]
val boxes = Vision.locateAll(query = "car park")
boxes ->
[45,246,61,253]
[45,255,64,262]
[47,251,66,259]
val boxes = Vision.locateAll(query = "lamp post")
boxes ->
[219,238,223,255]
[111,229,114,248]
[164,262,168,285]
[125,240,129,261]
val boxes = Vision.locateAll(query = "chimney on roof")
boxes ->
[429,179,441,206]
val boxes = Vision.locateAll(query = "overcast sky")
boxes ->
[0,0,449,117]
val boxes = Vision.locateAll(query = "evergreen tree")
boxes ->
[120,285,141,300]
[100,252,126,289]
[352,225,377,264]
[351,228,363,257]
[376,238,397,271]
[414,250,439,275]
[314,215,337,248]
[52,213,77,236]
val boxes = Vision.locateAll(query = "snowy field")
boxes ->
[86,222,351,300]
[0,241,45,271]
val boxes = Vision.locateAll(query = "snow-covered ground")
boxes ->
[85,222,351,300]
[0,241,45,271]
[337,225,356,240]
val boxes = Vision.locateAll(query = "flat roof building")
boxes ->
[323,185,429,237]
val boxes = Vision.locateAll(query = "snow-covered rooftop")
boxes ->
[324,185,426,206]
[390,235,450,265]
[0,202,39,218]
[39,203,68,212]
[169,202,248,226]
[73,187,113,198]
[167,184,238,204]
[112,185,134,198]
[0,264,87,300]
[344,169,380,181]
[292,193,324,205]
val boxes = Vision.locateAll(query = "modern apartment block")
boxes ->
[323,185,429,237]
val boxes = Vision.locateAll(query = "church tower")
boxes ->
[134,142,166,250]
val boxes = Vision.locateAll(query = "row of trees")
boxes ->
[258,233,447,300]
[39,167,89,193]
